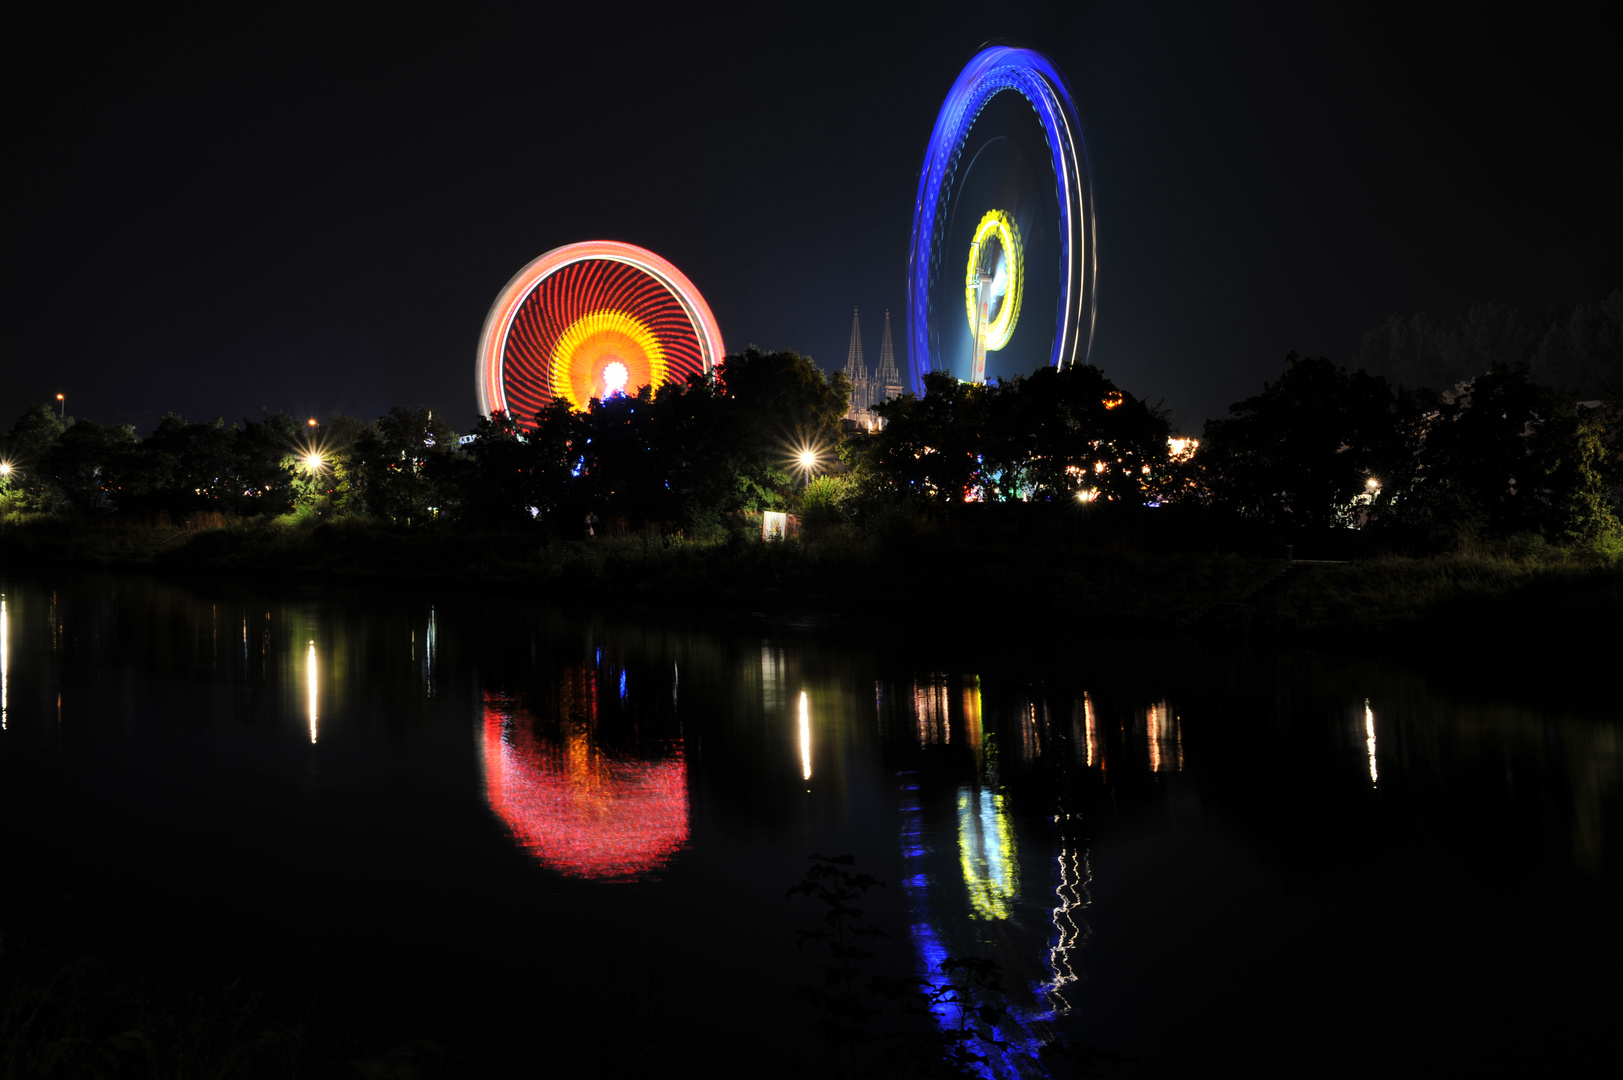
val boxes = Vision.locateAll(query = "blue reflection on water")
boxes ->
[898,770,960,1033]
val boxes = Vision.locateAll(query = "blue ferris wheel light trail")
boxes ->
[906,45,1097,393]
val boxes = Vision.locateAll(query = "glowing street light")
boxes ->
[303,453,325,471]
[307,418,319,428]
[0,462,12,477]
[793,445,821,488]
[56,393,65,419]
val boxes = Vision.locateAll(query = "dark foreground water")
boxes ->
[1,572,1618,1076]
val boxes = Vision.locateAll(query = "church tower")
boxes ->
[876,309,903,399]
[842,307,873,423]
[843,307,865,386]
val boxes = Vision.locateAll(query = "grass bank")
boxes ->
[2,513,1618,646]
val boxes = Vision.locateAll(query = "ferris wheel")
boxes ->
[476,241,725,422]
[907,45,1097,391]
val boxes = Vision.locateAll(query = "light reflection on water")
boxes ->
[1,593,9,730]
[798,689,811,783]
[1365,698,1379,785]
[306,640,318,744]
[1,573,1619,1073]
[481,671,689,883]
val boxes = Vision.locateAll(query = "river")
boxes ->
[0,571,1617,1076]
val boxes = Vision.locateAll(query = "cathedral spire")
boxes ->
[876,309,901,391]
[843,307,866,381]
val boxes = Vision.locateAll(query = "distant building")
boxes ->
[876,309,903,401]
[842,307,903,430]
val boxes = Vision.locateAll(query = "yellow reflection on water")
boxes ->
[1365,699,1378,785]
[1019,701,1045,761]
[1147,700,1181,772]
[306,640,318,744]
[799,689,812,782]
[914,675,950,745]
[963,677,983,763]
[958,785,1018,920]
[1083,692,1099,768]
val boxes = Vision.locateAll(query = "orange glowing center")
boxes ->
[551,309,666,410]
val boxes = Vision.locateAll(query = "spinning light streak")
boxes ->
[476,241,724,421]
[964,209,1024,354]
[908,45,1096,389]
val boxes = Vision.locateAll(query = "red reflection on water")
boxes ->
[482,687,688,881]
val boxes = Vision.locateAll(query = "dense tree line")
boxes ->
[4,342,1618,550]
[1198,354,1621,545]
[846,364,1176,508]
[0,348,849,538]
[1354,290,1623,400]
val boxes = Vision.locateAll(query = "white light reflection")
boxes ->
[799,690,811,783]
[306,640,318,743]
[1043,833,1093,1015]
[761,647,784,710]
[425,605,437,698]
[1,594,9,730]
[1365,698,1378,785]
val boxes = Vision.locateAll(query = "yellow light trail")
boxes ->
[962,209,1024,351]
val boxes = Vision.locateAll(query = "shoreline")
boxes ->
[4,515,1618,653]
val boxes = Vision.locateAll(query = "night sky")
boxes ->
[4,0,1617,435]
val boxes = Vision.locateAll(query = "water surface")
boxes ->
[1,572,1617,1075]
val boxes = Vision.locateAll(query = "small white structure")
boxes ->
[762,512,800,541]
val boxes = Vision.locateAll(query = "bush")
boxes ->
[797,475,850,526]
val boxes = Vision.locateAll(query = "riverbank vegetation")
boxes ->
[3,333,1619,641]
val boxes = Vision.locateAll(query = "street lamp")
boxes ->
[797,448,818,488]
[55,393,64,419]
